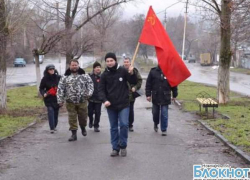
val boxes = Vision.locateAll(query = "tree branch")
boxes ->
[202,0,221,14]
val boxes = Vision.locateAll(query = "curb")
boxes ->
[198,120,250,165]
[0,113,47,143]
[173,100,250,164]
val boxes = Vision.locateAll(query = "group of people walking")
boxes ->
[39,52,178,157]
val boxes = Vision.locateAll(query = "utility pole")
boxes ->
[56,2,61,74]
[181,0,189,60]
[164,9,167,30]
[23,27,26,49]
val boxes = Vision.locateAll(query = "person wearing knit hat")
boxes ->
[105,52,117,62]
[39,64,61,134]
[93,61,101,69]
[88,61,102,132]
[99,52,137,157]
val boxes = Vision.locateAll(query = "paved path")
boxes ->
[0,97,248,180]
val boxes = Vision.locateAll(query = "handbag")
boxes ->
[132,89,143,99]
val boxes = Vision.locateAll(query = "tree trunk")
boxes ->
[33,50,41,94]
[185,41,192,58]
[0,40,7,110]
[232,42,237,67]
[0,0,8,110]
[65,0,73,68]
[65,34,73,68]
[217,0,232,104]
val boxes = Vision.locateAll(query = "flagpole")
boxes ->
[131,42,141,66]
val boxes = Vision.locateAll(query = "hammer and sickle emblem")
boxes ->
[147,15,156,25]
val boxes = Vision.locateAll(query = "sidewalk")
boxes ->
[0,96,248,180]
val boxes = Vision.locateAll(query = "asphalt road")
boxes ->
[6,56,96,87]
[185,62,250,96]
[0,96,248,180]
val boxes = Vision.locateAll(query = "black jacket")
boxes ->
[39,69,61,108]
[89,72,102,103]
[145,66,178,105]
[99,64,137,110]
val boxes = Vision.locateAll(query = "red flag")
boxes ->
[139,6,191,87]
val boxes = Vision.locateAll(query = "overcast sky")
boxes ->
[121,0,197,21]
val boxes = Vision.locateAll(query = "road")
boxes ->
[185,62,250,96]
[6,56,96,87]
[0,96,248,180]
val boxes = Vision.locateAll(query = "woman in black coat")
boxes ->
[39,64,61,133]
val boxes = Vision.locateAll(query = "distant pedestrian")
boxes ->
[123,57,142,132]
[145,65,178,136]
[57,59,94,141]
[39,64,61,134]
[99,52,137,157]
[88,61,102,132]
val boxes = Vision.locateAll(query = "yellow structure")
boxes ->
[200,53,211,66]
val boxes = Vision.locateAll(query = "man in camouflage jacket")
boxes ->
[57,59,94,141]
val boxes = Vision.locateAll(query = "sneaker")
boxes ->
[120,149,127,157]
[54,128,57,131]
[162,131,167,136]
[154,125,158,132]
[94,128,100,132]
[110,150,119,157]
[129,127,134,132]
[50,130,54,134]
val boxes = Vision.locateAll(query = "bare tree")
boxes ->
[231,1,250,67]
[123,14,154,62]
[32,30,67,92]
[0,0,31,110]
[61,0,135,67]
[195,22,220,63]
[194,0,248,104]
[0,0,9,110]
[90,5,120,62]
[28,2,67,92]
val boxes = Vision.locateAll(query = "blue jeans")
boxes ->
[47,106,59,130]
[152,104,169,132]
[107,107,129,151]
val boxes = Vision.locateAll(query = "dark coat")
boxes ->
[99,64,137,111]
[89,72,102,103]
[39,69,61,108]
[145,66,178,105]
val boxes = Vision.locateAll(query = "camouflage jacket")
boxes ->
[127,67,142,102]
[57,70,94,104]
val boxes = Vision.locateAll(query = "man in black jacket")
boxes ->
[88,61,102,132]
[99,52,137,157]
[145,66,178,136]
